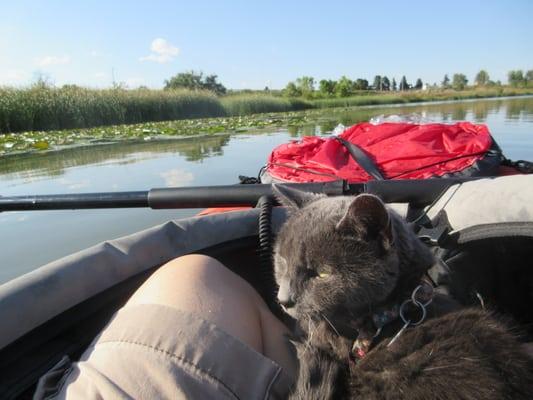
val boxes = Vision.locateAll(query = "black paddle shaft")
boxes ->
[0,178,474,212]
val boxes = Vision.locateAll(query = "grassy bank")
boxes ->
[311,87,533,108]
[1,85,533,134]
[3,95,532,155]
[0,86,226,133]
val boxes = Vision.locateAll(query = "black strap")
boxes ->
[502,158,533,174]
[335,137,385,180]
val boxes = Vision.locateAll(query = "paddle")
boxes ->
[0,178,476,212]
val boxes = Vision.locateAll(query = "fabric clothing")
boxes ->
[34,304,294,400]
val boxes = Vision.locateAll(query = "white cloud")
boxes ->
[160,169,194,187]
[140,38,179,63]
[36,55,71,67]
[89,50,100,57]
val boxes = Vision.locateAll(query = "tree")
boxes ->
[319,79,336,96]
[382,76,391,91]
[414,78,423,90]
[283,82,302,97]
[474,70,489,86]
[165,71,203,90]
[508,70,524,87]
[354,78,369,91]
[203,74,226,95]
[452,73,468,90]
[399,76,409,91]
[164,71,226,95]
[442,74,450,88]
[295,76,315,98]
[335,76,354,97]
[526,70,533,87]
[373,75,382,90]
[392,78,397,91]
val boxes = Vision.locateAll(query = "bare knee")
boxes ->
[125,254,296,377]
[126,255,265,351]
[127,254,263,311]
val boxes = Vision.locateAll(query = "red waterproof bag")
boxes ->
[263,122,502,183]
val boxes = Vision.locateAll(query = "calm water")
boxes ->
[1,96,533,284]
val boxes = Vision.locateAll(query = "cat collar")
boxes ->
[350,280,434,361]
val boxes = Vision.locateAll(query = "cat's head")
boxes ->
[272,184,432,336]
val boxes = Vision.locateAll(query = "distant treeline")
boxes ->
[1,68,532,134]
[281,69,533,99]
[162,69,533,98]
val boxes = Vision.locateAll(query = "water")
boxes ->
[1,96,533,284]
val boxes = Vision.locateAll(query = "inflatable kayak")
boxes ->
[1,175,533,398]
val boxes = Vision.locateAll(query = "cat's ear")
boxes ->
[336,194,392,242]
[272,184,323,210]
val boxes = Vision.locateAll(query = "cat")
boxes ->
[272,184,533,400]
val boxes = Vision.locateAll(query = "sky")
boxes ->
[1,0,532,90]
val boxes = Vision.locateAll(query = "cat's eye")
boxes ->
[318,272,330,278]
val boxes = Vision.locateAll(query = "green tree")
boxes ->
[508,70,524,87]
[392,78,397,91]
[414,78,423,90]
[474,70,489,86]
[526,70,533,87]
[335,76,354,97]
[283,81,302,97]
[442,74,450,88]
[295,76,315,98]
[164,71,226,95]
[319,79,337,96]
[354,78,369,91]
[203,74,226,95]
[382,76,391,91]
[452,73,468,90]
[165,71,204,90]
[373,75,382,90]
[399,76,409,91]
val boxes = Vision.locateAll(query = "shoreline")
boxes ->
[1,93,532,156]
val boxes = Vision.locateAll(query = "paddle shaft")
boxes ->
[0,178,473,212]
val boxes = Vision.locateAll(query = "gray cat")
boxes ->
[273,184,533,400]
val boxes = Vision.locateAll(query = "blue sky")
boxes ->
[1,0,532,89]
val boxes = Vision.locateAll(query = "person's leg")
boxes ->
[35,254,296,399]
[126,254,296,377]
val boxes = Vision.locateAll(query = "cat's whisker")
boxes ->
[304,318,316,355]
[321,313,341,337]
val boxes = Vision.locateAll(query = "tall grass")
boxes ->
[221,95,311,115]
[0,86,225,133]
[1,85,532,134]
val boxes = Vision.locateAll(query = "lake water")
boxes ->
[1,96,533,284]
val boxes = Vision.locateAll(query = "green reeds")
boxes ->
[1,85,532,134]
[0,86,225,133]
[221,95,311,116]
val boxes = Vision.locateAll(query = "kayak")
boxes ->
[1,175,533,398]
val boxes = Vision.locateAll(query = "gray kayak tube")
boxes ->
[3,174,533,351]
[0,208,289,352]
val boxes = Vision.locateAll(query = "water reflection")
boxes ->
[505,98,533,121]
[0,134,231,180]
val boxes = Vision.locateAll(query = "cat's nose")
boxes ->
[277,282,295,308]
[279,296,296,308]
